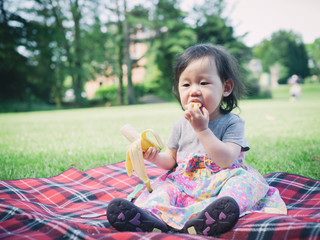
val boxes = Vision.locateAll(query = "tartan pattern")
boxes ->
[0,161,319,240]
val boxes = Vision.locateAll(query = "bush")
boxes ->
[304,75,320,84]
[94,84,150,105]
[0,98,56,113]
[134,83,149,97]
[94,85,118,105]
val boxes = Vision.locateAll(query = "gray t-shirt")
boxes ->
[167,113,249,153]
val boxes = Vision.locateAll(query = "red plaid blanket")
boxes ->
[0,161,319,240]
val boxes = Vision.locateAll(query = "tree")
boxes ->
[27,1,65,107]
[122,0,136,104]
[194,0,250,62]
[70,0,84,106]
[0,3,31,102]
[27,0,111,107]
[115,0,125,105]
[253,30,309,84]
[103,1,152,105]
[151,0,197,98]
[193,0,254,95]
[48,0,90,106]
[306,38,320,76]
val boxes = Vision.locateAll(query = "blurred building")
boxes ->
[247,59,279,88]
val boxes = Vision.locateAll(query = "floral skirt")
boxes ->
[135,152,287,229]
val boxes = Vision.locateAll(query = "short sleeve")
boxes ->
[222,116,249,152]
[166,120,181,150]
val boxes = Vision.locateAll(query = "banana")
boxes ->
[184,102,202,110]
[120,124,164,192]
[191,102,202,110]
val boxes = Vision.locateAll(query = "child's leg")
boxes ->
[183,169,269,236]
[135,181,203,230]
[218,172,269,214]
[107,198,168,233]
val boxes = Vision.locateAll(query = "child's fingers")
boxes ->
[188,104,198,117]
[202,107,209,119]
[187,103,204,119]
[143,147,152,159]
[184,110,192,120]
[144,147,158,160]
[151,148,159,160]
[150,147,159,158]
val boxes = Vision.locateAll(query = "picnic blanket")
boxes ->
[0,161,319,240]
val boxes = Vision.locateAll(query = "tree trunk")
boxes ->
[116,1,124,105]
[71,0,83,106]
[50,0,75,106]
[123,0,136,104]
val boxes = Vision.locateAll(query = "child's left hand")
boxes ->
[184,104,209,132]
[143,146,160,162]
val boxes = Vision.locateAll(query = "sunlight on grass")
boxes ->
[0,84,319,180]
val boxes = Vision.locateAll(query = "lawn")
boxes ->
[0,84,319,180]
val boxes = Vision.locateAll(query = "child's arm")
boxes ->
[196,129,241,168]
[143,147,177,170]
[185,105,241,168]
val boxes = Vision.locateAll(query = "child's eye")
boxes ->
[200,82,209,85]
[182,83,190,87]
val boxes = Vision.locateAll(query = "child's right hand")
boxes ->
[143,146,160,162]
[184,103,209,133]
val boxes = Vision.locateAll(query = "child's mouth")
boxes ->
[185,102,202,110]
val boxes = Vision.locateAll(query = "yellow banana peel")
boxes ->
[120,124,164,192]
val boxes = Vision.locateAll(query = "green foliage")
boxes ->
[242,75,260,98]
[150,0,197,99]
[0,8,33,102]
[83,15,116,78]
[94,85,119,104]
[253,30,309,83]
[194,0,250,62]
[143,45,163,89]
[242,67,272,99]
[193,0,255,97]
[128,4,151,27]
[149,0,252,99]
[304,75,320,84]
[196,15,233,44]
[306,38,320,76]
[1,0,115,107]
[94,84,149,105]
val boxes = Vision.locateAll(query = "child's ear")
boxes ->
[223,79,234,97]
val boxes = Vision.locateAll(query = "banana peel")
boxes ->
[120,124,164,192]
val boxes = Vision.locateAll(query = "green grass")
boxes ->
[1,84,319,180]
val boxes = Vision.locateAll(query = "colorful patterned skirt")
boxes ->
[135,152,287,229]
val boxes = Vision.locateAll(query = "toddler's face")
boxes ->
[178,57,229,120]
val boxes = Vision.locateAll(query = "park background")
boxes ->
[0,0,319,180]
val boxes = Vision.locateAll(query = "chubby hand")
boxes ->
[143,146,159,162]
[184,103,209,132]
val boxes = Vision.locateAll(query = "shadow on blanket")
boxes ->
[0,161,319,240]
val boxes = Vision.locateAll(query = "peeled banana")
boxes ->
[120,124,164,192]
[185,102,202,110]
[191,102,202,109]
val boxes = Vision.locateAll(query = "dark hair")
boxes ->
[173,43,245,114]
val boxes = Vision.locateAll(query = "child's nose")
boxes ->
[190,85,201,95]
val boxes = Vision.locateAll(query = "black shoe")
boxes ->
[107,198,168,233]
[183,196,239,236]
